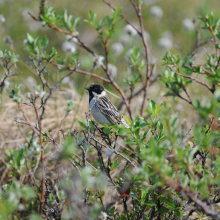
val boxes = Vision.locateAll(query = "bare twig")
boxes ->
[189,38,213,55]
[172,88,193,105]
[0,60,21,89]
[25,160,42,203]
[33,102,45,211]
[125,0,151,116]
[18,104,40,135]
[90,134,137,168]
[51,62,111,83]
[182,86,192,104]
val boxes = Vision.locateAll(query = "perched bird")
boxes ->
[86,84,129,128]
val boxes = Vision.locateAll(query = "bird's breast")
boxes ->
[89,98,112,126]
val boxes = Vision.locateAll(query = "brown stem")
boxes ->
[26,160,42,203]
[103,0,153,117]
[103,37,110,73]
[204,16,219,59]
[136,66,145,87]
[18,103,40,135]
[129,1,151,116]
[163,176,220,219]
[189,38,213,55]
[28,12,97,56]
[33,103,45,211]
[129,85,134,105]
[102,0,141,36]
[182,85,193,104]
[167,65,213,93]
[173,89,193,105]
[103,63,133,119]
[43,113,68,146]
[51,62,111,83]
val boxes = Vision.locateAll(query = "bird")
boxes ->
[86,84,130,128]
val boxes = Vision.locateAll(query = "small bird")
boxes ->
[86,84,129,128]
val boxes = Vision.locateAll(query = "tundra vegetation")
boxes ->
[0,0,220,219]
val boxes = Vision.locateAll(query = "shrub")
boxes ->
[0,0,220,219]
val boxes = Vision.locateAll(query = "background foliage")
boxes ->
[0,0,220,219]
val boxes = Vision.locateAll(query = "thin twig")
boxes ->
[102,0,141,35]
[33,102,45,211]
[51,62,111,83]
[204,16,219,58]
[167,65,213,93]
[90,134,137,168]
[126,0,151,116]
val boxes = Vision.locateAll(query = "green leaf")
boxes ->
[40,36,49,48]
[145,201,156,207]
[159,206,167,214]
[118,128,127,136]
[126,139,136,145]
[113,7,123,24]
[141,187,149,200]
[63,9,68,23]
[59,137,76,159]
[109,159,119,170]
[167,202,175,211]
[157,121,163,138]
[148,100,161,120]
[148,100,155,120]
[67,100,74,111]
[130,192,140,201]
[8,172,15,178]
[175,210,184,217]
[78,119,87,129]
[198,16,206,23]
[88,10,97,26]
[27,33,34,44]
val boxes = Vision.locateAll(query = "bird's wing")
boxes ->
[96,96,129,127]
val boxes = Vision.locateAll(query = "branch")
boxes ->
[33,102,45,211]
[164,176,220,219]
[127,0,151,116]
[172,88,193,105]
[102,0,141,36]
[117,74,159,110]
[167,65,213,93]
[204,16,219,58]
[18,103,40,135]
[25,159,42,204]
[51,62,111,83]
[182,86,192,104]
[189,38,213,55]
[90,134,137,168]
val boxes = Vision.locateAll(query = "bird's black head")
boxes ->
[86,84,105,102]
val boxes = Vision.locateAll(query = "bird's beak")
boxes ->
[85,86,90,91]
